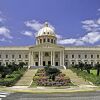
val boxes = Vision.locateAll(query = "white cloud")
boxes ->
[81,19,100,32]
[25,20,43,31]
[58,38,76,44]
[22,31,33,37]
[58,31,100,45]
[98,8,100,12]
[0,38,6,42]
[0,27,13,39]
[97,18,100,24]
[25,20,55,31]
[81,32,100,44]
[56,34,62,39]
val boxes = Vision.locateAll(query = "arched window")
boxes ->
[47,38,50,42]
[51,39,53,43]
[43,39,45,42]
[40,39,42,43]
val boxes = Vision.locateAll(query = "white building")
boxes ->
[0,22,100,68]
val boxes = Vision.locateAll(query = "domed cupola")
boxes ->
[36,22,57,45]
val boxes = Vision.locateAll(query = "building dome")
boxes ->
[36,22,57,45]
[36,22,56,37]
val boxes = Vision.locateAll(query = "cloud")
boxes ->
[25,20,43,31]
[98,8,100,12]
[24,20,55,38]
[81,19,100,32]
[25,20,55,31]
[22,31,33,37]
[0,38,6,42]
[56,34,62,39]
[0,27,13,39]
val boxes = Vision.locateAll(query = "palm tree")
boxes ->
[95,63,100,76]
[84,64,92,74]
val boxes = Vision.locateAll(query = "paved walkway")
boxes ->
[15,69,37,86]
[61,69,92,86]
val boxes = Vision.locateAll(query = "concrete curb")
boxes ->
[0,86,98,94]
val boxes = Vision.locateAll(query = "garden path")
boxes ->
[61,69,93,86]
[15,69,37,86]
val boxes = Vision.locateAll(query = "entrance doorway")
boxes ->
[43,61,46,66]
[35,62,38,66]
[48,61,51,66]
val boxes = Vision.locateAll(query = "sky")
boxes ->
[0,0,100,46]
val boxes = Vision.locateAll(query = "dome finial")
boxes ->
[44,22,48,27]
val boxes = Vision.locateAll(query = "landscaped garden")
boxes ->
[71,63,100,85]
[0,62,27,86]
[32,66,72,87]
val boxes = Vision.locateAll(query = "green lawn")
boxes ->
[71,68,100,86]
[91,70,97,76]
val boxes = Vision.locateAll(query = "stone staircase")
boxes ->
[61,69,92,86]
[15,69,37,86]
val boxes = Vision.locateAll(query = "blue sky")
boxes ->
[0,0,100,46]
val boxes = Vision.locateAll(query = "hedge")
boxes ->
[0,68,27,86]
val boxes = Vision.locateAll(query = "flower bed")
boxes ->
[33,68,71,86]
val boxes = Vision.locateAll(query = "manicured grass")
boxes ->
[71,68,100,86]
[91,70,97,76]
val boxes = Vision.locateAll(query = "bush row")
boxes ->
[0,68,27,86]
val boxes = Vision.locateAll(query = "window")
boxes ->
[47,32,49,34]
[72,55,74,58]
[0,55,1,58]
[55,54,58,58]
[43,39,45,42]
[19,55,21,58]
[51,39,53,43]
[91,55,93,58]
[40,39,42,43]
[85,62,87,64]
[47,38,50,42]
[55,62,58,66]
[66,55,68,58]
[85,55,87,58]
[65,62,68,66]
[45,52,49,57]
[91,62,93,65]
[6,62,8,66]
[25,55,28,58]
[78,55,81,58]
[44,32,45,34]
[72,62,74,65]
[35,54,38,58]
[97,62,99,64]
[26,62,28,65]
[0,62,1,65]
[6,55,8,58]
[97,55,99,58]
[12,55,14,59]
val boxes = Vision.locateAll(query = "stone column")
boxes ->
[41,51,43,66]
[53,51,55,66]
[39,51,41,66]
[51,51,52,66]
[60,51,62,66]
[28,51,31,68]
[62,50,64,66]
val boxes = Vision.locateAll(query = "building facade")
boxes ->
[0,22,100,68]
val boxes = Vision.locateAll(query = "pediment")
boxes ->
[29,43,64,50]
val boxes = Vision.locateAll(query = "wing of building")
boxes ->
[0,22,100,68]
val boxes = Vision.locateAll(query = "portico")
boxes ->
[29,43,64,67]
